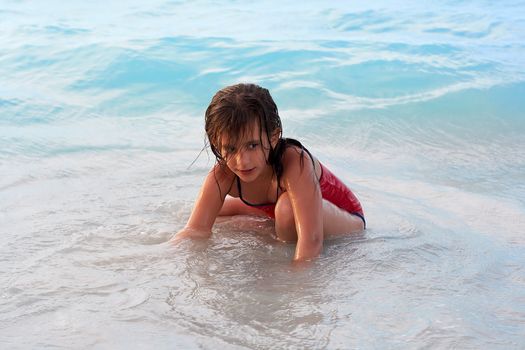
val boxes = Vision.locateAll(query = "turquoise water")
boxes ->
[1,1,525,348]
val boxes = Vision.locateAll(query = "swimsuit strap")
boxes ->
[236,139,317,208]
[279,138,318,180]
[303,147,323,178]
[236,176,277,207]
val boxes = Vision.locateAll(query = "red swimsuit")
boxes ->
[237,162,365,226]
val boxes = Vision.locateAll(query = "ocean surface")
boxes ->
[1,1,525,348]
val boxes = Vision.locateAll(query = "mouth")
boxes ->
[238,167,255,175]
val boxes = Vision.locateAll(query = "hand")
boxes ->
[170,227,211,242]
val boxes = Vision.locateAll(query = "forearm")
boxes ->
[293,234,323,261]
[173,167,229,241]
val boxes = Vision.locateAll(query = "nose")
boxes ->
[236,149,249,167]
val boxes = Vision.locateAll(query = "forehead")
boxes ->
[220,120,264,146]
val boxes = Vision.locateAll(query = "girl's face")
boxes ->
[219,122,279,183]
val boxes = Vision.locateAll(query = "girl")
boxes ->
[173,83,365,262]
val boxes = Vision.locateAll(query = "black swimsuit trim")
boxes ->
[236,176,278,208]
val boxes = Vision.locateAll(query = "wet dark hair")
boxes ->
[205,83,281,161]
[204,83,308,188]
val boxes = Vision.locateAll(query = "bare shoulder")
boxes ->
[205,163,236,194]
[281,144,314,163]
[281,144,320,182]
[209,162,234,181]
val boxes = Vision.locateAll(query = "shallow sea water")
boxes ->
[1,1,525,349]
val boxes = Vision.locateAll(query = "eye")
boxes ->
[248,142,259,150]
[222,145,236,155]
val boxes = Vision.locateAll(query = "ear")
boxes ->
[270,128,281,148]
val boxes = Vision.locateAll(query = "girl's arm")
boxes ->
[281,148,324,261]
[172,165,232,240]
